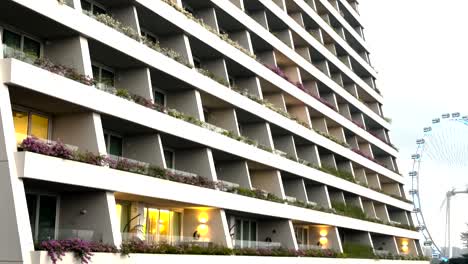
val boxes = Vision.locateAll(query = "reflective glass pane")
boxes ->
[13,110,28,145]
[147,208,159,237]
[171,212,181,237]
[100,68,114,87]
[154,90,166,106]
[30,114,49,140]
[2,29,21,49]
[37,196,57,241]
[92,65,100,80]
[80,0,91,12]
[159,210,170,236]
[164,150,174,169]
[109,135,122,156]
[23,37,41,59]
[242,220,249,241]
[250,221,256,241]
[235,219,241,240]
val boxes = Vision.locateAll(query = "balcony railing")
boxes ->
[233,240,281,249]
[3,44,38,64]
[35,228,103,243]
[298,244,322,250]
[122,233,211,247]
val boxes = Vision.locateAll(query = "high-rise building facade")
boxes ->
[0,0,424,263]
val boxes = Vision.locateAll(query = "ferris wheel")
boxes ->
[409,112,468,258]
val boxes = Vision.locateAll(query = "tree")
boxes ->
[461,224,468,248]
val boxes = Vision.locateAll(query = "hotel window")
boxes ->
[294,226,309,245]
[104,132,123,157]
[163,149,175,169]
[141,29,158,44]
[26,193,58,242]
[153,89,166,106]
[233,217,257,242]
[13,109,50,145]
[81,0,107,15]
[92,63,115,88]
[2,28,41,60]
[116,201,131,233]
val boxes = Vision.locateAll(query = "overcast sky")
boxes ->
[359,0,468,250]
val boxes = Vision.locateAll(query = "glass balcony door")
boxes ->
[26,194,58,242]
[13,109,50,145]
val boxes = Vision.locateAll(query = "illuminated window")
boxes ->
[145,207,181,240]
[13,110,50,145]
[115,201,130,233]
[2,29,41,60]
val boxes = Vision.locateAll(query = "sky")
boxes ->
[359,0,468,251]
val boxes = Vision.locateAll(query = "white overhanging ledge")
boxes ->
[15,152,420,239]
[30,251,429,264]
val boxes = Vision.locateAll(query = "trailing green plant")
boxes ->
[342,242,374,259]
[331,202,367,220]
[84,12,191,68]
[313,129,350,148]
[159,0,256,60]
[196,67,230,87]
[318,166,356,183]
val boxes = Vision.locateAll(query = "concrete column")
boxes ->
[344,195,363,211]
[351,113,366,130]
[325,43,337,55]
[382,182,401,197]
[123,134,165,167]
[337,160,354,177]
[115,68,153,101]
[290,13,305,28]
[377,155,396,171]
[166,90,204,121]
[311,117,328,134]
[304,79,319,96]
[273,135,298,159]
[271,0,287,11]
[229,0,244,10]
[250,10,269,30]
[263,93,287,112]
[346,135,359,149]
[389,210,410,225]
[320,153,337,169]
[368,102,383,116]
[230,30,254,54]
[52,112,107,155]
[322,93,339,110]
[296,144,321,167]
[44,36,92,76]
[353,167,368,186]
[249,170,285,199]
[283,178,308,202]
[258,220,297,249]
[258,50,277,65]
[275,30,294,48]
[240,122,274,149]
[59,191,119,246]
[283,66,301,83]
[362,200,377,219]
[201,59,230,86]
[111,6,141,34]
[342,231,374,250]
[195,8,219,32]
[309,28,324,44]
[215,161,252,189]
[358,142,374,158]
[329,189,346,205]
[64,0,82,11]
[339,55,353,69]
[160,34,194,66]
[338,103,352,120]
[328,126,346,143]
[174,148,218,181]
[0,84,34,263]
[309,225,342,252]
[183,209,232,248]
[235,77,263,98]
[207,109,240,136]
[288,105,312,128]
[306,184,331,208]
[331,72,344,87]
[296,44,311,62]
[367,173,381,190]
[374,203,390,222]
[372,234,399,254]
[345,83,359,98]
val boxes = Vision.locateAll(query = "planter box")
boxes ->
[31,251,429,264]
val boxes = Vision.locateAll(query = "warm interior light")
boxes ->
[401,241,409,246]
[319,229,328,237]
[198,212,209,224]
[197,224,209,236]
[159,224,165,233]
[401,245,409,252]
[319,237,328,245]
